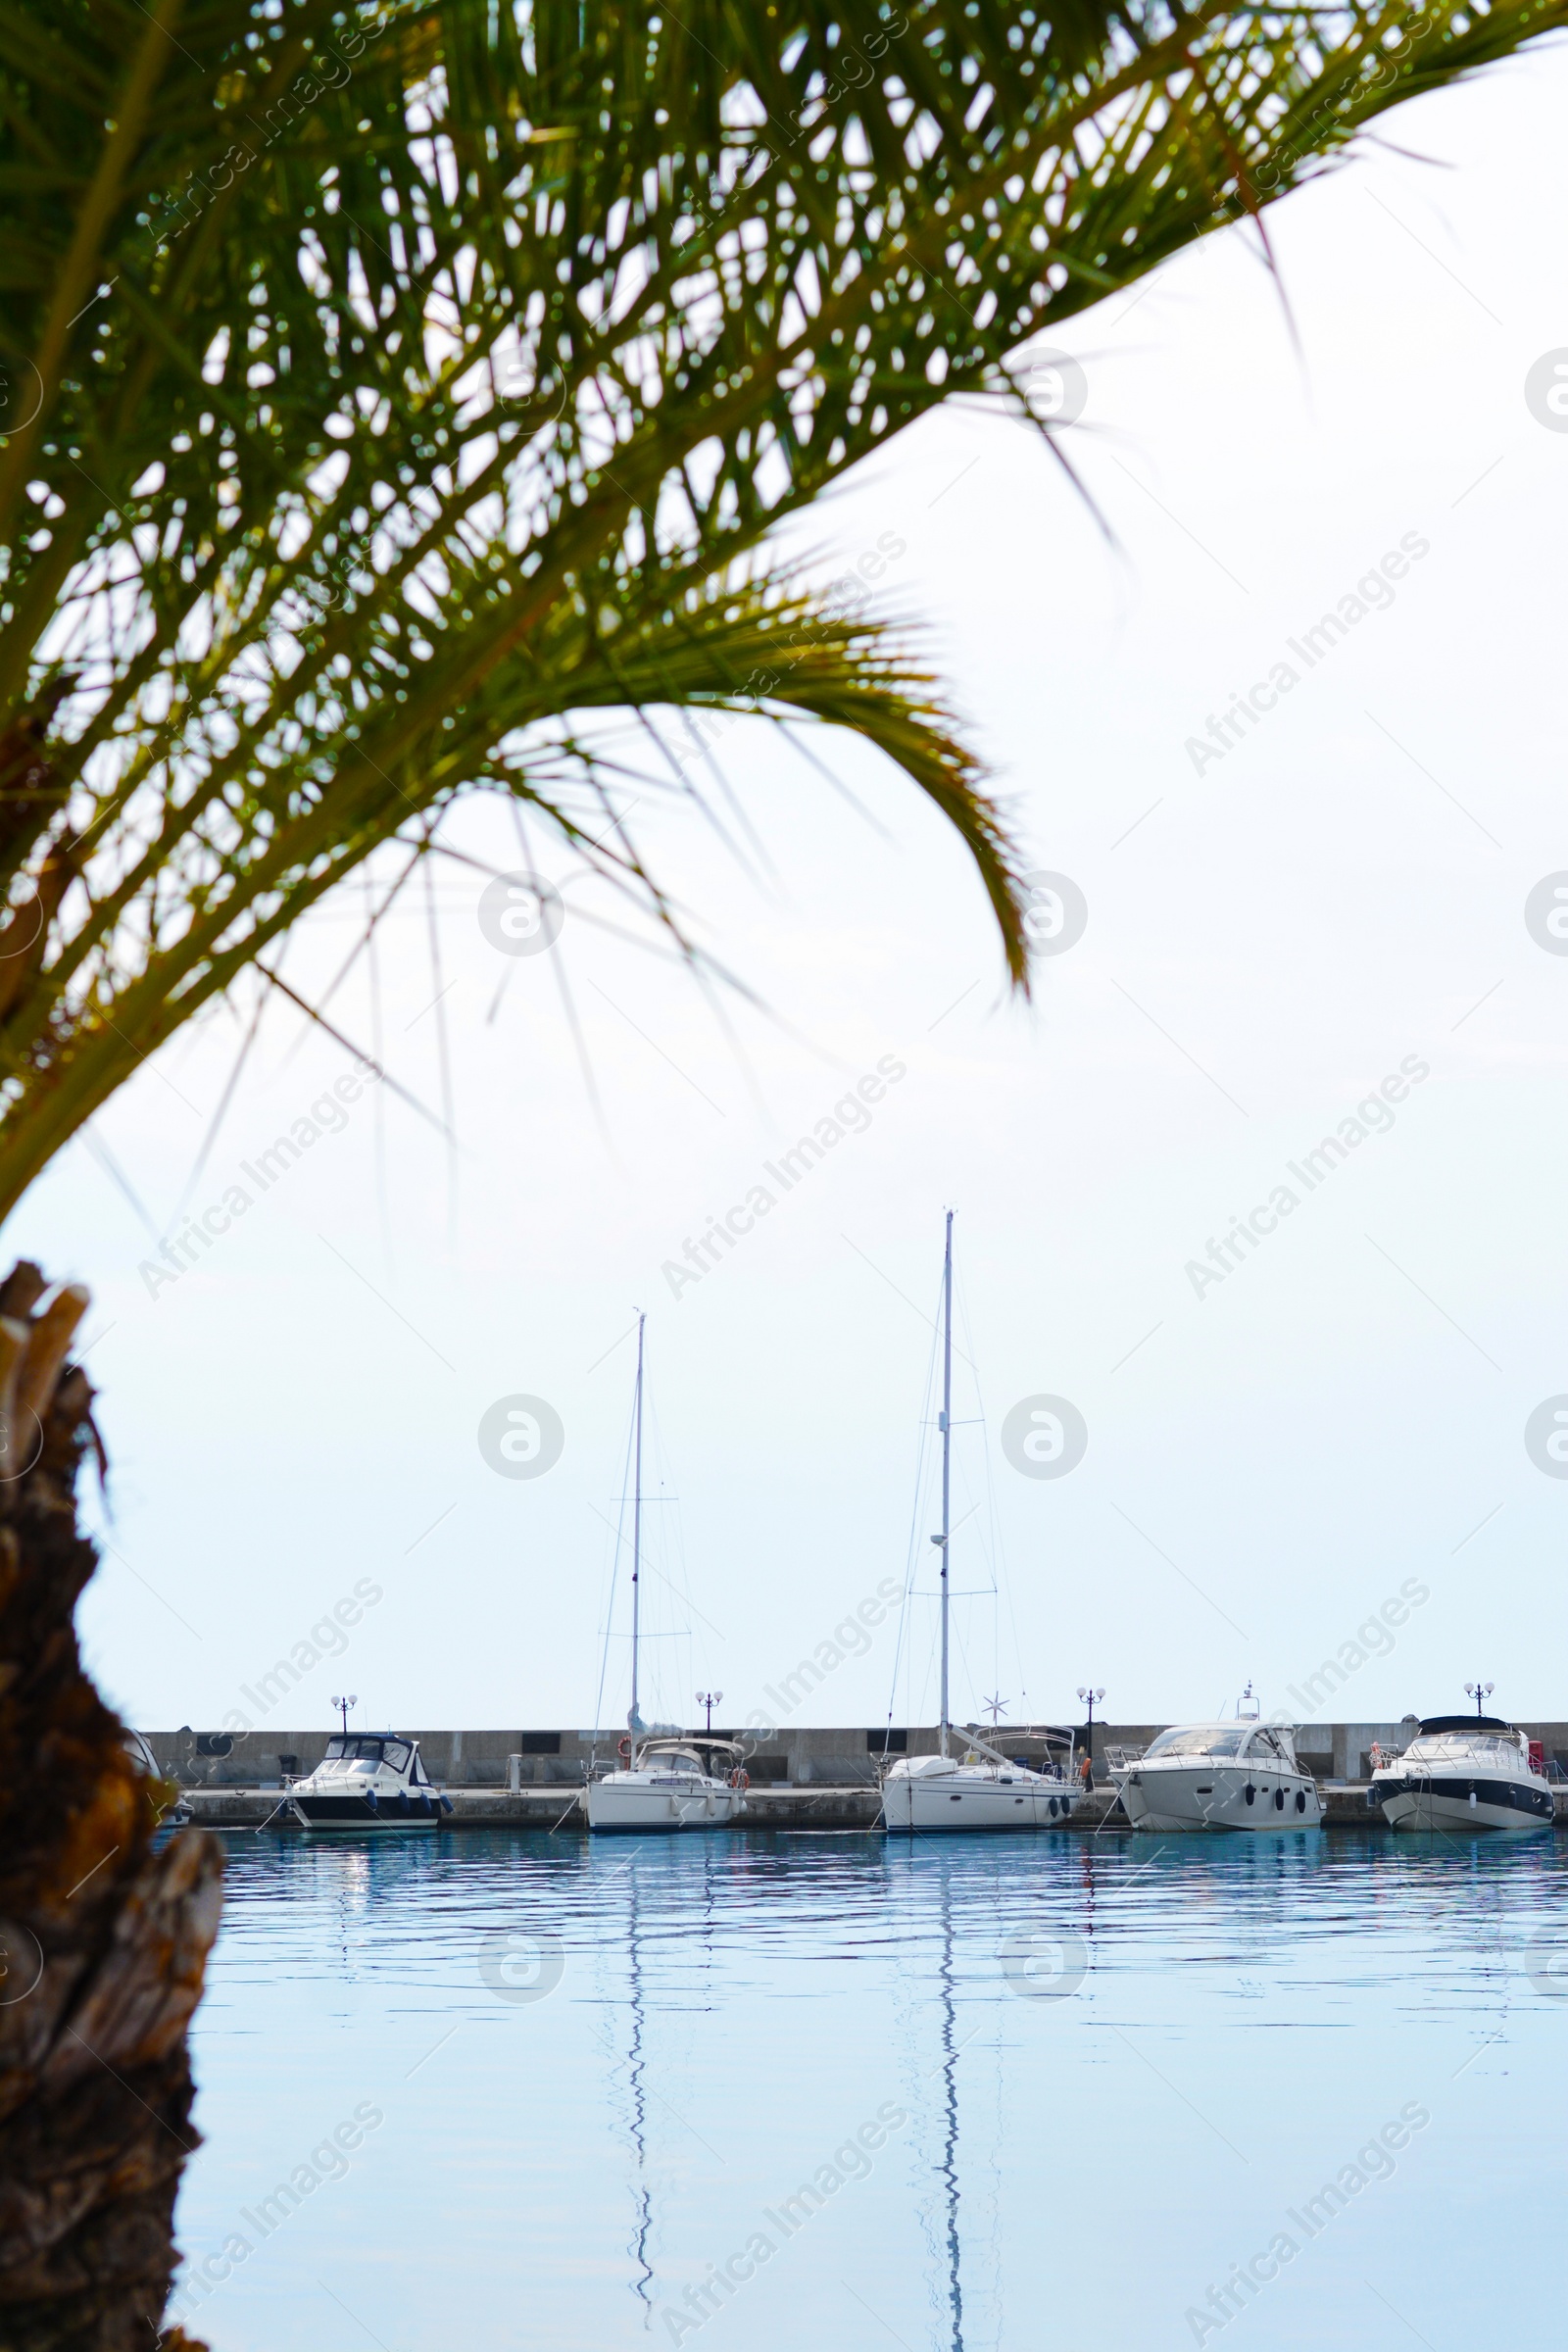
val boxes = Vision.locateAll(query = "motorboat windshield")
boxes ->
[1146,1726,1250,1760]
[1144,1724,1300,1763]
[325,1735,415,1772]
[1401,1728,1523,1768]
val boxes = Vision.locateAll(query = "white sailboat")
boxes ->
[585,1313,746,1834]
[881,1212,1077,1834]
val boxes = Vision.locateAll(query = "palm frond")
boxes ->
[560,571,1029,986]
[0,0,1559,1215]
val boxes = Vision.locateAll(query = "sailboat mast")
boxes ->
[940,1209,953,1759]
[630,1311,645,1730]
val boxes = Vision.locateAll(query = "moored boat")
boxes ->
[1371,1708,1552,1836]
[1106,1711,1322,1833]
[124,1728,192,1833]
[585,1735,748,1832]
[880,1212,1075,1836]
[585,1312,744,1835]
[883,1734,1077,1830]
[287,1732,451,1831]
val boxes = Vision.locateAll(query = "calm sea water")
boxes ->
[172,1827,1567,2351]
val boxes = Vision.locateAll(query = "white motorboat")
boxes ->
[287,1731,451,1831]
[585,1313,744,1834]
[123,1729,192,1832]
[1106,1709,1322,1833]
[1371,1709,1553,1836]
[881,1212,1075,1836]
[586,1735,748,1832]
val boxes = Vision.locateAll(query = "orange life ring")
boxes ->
[728,1768,749,1789]
[617,1737,632,1759]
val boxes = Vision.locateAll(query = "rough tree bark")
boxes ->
[0,1262,220,2350]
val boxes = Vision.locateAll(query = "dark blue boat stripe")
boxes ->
[1395,1776,1552,1814]
[294,1797,391,1821]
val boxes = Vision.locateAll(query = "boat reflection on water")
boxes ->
[894,1841,1093,2352]
[893,1843,1053,2352]
[932,1863,966,2352]
[617,1861,657,2318]
[595,1839,731,2329]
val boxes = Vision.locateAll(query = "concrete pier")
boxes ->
[143,1719,1568,1833]
[180,1784,890,1832]
[172,1781,1568,1831]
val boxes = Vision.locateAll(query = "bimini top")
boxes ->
[323,1733,418,1766]
[632,1737,746,1767]
[1417,1714,1511,1737]
[972,1723,1075,1749]
[1144,1723,1297,1762]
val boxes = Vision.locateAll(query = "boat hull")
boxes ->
[290,1792,448,1832]
[586,1782,743,1833]
[882,1773,1074,1832]
[1377,1776,1553,1836]
[1112,1763,1321,1834]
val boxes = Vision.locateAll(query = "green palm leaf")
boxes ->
[0,0,1559,1218]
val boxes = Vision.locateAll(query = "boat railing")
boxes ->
[1103,1744,1146,1771]
[954,1725,1075,1781]
[1397,1740,1528,1776]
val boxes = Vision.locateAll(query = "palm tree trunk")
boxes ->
[0,1262,220,2350]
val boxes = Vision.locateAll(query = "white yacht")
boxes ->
[883,1733,1077,1830]
[1371,1709,1553,1836]
[585,1313,746,1834]
[1106,1708,1322,1832]
[586,1735,748,1832]
[881,1213,1076,1836]
[287,1731,451,1831]
[124,1729,191,1833]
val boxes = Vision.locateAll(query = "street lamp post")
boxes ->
[695,1690,724,1733]
[330,1694,358,1739]
[1076,1687,1104,1785]
[1464,1681,1494,1719]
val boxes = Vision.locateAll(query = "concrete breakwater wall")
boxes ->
[142,1718,1568,1792]
[146,1724,938,1789]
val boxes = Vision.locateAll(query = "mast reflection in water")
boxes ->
[934,1859,966,2352]
[180,1827,1568,2349]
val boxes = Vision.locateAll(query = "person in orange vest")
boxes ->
[1078,1748,1094,1791]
